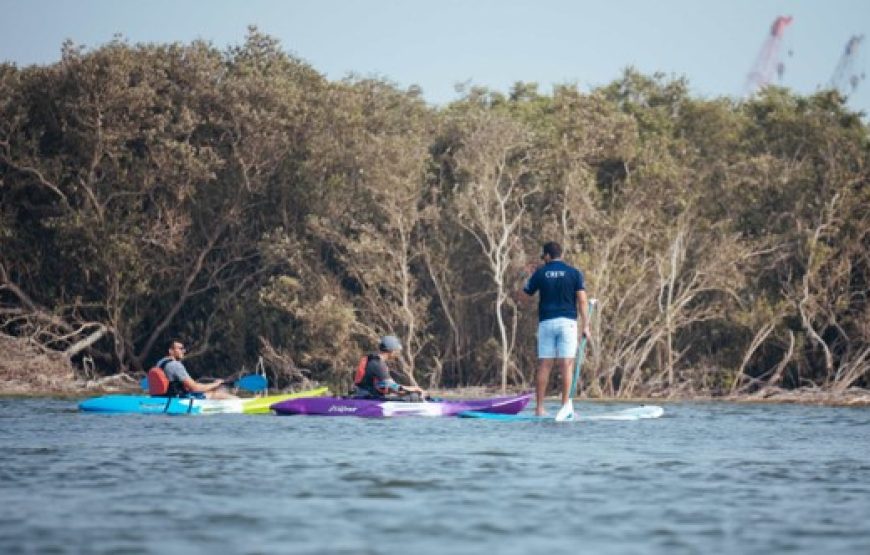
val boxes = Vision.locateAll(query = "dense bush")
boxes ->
[2,31,868,396]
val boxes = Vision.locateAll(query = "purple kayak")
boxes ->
[270,393,531,418]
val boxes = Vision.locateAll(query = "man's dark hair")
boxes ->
[542,241,562,259]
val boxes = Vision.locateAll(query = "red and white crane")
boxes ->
[744,16,794,96]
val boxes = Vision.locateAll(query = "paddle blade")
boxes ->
[236,374,267,392]
[555,401,575,422]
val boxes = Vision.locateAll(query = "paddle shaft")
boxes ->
[568,300,596,400]
[140,373,266,393]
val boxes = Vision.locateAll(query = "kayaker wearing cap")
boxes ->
[352,335,427,401]
[520,241,590,416]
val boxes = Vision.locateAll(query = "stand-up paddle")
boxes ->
[555,298,597,422]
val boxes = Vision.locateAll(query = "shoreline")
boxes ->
[2,382,868,408]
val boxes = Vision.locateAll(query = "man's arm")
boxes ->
[513,263,539,304]
[182,377,224,393]
[378,361,424,396]
[166,360,224,393]
[399,383,425,395]
[374,361,403,395]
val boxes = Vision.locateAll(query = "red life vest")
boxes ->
[147,365,170,395]
[147,358,186,397]
[352,356,368,386]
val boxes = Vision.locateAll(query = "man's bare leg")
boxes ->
[558,357,574,406]
[535,358,554,415]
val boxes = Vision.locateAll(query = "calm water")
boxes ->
[1,398,869,554]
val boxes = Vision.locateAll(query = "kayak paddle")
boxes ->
[139,373,268,393]
[234,374,268,392]
[555,298,597,422]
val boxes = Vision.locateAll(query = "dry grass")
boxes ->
[0,333,141,395]
[727,386,870,407]
[0,334,78,394]
[1,331,867,406]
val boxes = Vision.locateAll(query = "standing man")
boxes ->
[521,241,590,417]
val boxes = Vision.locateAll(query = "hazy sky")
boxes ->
[2,0,869,115]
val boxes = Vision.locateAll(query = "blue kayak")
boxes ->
[80,395,216,415]
[78,387,329,415]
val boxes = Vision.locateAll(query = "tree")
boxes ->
[448,108,538,392]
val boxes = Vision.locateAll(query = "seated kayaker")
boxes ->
[149,340,236,400]
[351,335,427,401]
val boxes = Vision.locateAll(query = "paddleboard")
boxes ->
[458,405,664,421]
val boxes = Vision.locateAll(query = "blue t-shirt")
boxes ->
[523,260,584,322]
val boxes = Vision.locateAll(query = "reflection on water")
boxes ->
[1,399,869,554]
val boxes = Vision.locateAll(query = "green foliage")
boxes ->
[1,32,868,394]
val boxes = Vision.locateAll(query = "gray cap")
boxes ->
[378,335,402,352]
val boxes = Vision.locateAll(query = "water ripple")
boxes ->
[1,399,869,554]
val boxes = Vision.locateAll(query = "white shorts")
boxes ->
[537,317,578,359]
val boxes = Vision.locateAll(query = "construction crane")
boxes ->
[744,16,794,97]
[829,34,865,96]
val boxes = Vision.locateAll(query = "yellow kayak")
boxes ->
[242,387,330,414]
